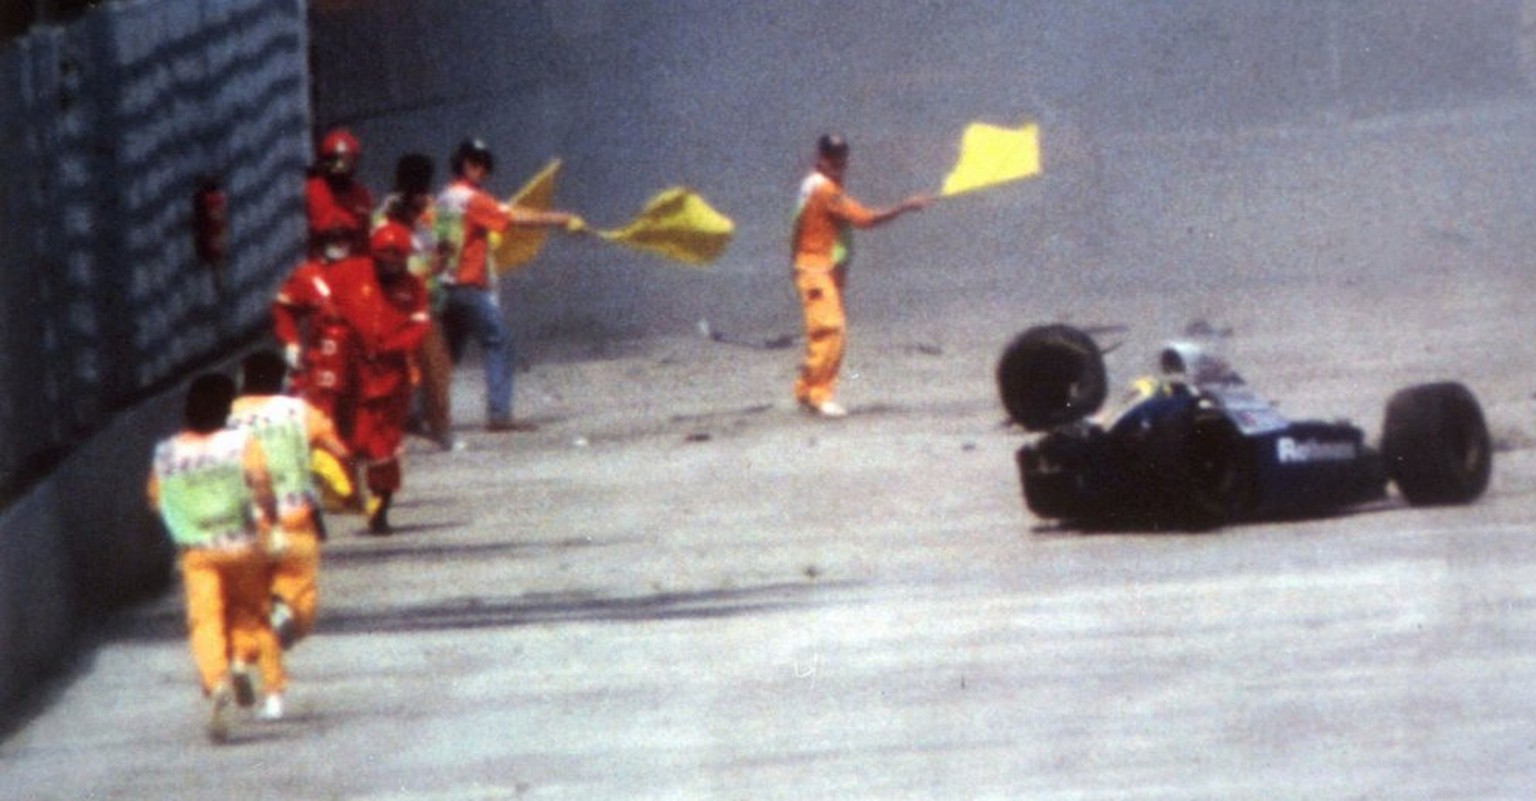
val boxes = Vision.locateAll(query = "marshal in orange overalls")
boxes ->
[790,170,875,409]
[789,135,928,414]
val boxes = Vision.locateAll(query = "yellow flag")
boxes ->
[311,448,355,512]
[492,159,562,274]
[596,187,734,266]
[940,121,1041,197]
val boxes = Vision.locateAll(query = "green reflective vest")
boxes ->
[151,429,257,549]
[228,395,314,519]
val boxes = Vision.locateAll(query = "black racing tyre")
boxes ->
[1382,382,1491,506]
[1147,410,1248,530]
[996,324,1107,431]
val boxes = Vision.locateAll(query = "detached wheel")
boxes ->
[996,325,1107,431]
[1382,382,1491,505]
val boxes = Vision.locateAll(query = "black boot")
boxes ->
[366,492,393,535]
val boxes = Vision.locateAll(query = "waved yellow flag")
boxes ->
[596,187,734,266]
[940,121,1041,197]
[493,159,562,274]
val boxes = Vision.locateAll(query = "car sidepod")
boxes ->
[1247,420,1386,518]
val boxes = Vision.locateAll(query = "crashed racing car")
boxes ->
[996,324,1491,529]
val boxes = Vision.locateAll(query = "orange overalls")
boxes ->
[148,430,284,697]
[229,393,346,645]
[791,171,876,407]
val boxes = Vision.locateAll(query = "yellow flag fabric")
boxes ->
[596,187,734,266]
[940,122,1041,197]
[311,448,355,512]
[492,159,562,274]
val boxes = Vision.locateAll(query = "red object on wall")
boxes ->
[193,175,228,268]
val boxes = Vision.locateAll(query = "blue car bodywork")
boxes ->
[1003,328,1488,530]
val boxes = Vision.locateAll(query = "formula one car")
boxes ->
[996,324,1492,529]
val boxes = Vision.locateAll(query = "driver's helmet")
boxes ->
[1158,341,1238,385]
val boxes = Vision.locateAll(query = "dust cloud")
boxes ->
[310,1,1536,355]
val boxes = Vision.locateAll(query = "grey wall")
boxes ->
[310,0,1536,347]
[0,0,311,722]
[1,0,310,501]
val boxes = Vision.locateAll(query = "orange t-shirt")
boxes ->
[437,179,513,289]
[791,171,875,272]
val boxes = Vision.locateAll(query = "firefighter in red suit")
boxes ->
[271,227,361,440]
[330,222,430,533]
[305,128,374,258]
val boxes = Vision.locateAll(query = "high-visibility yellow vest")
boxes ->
[228,395,315,521]
[151,430,259,550]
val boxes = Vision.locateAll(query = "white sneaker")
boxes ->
[257,693,285,721]
[813,400,848,418]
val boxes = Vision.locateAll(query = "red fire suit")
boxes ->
[328,258,430,496]
[272,256,366,439]
[305,172,374,257]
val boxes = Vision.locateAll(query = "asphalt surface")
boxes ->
[4,286,1536,800]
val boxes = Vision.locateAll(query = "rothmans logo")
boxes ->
[1277,436,1357,463]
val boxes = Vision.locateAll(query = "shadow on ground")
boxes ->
[96,580,851,644]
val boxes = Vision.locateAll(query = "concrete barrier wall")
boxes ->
[0,0,310,501]
[0,382,184,720]
[0,0,310,720]
[0,486,75,722]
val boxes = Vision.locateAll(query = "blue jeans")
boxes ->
[443,285,513,421]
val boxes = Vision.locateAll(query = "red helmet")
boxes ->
[370,221,412,260]
[318,128,361,161]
